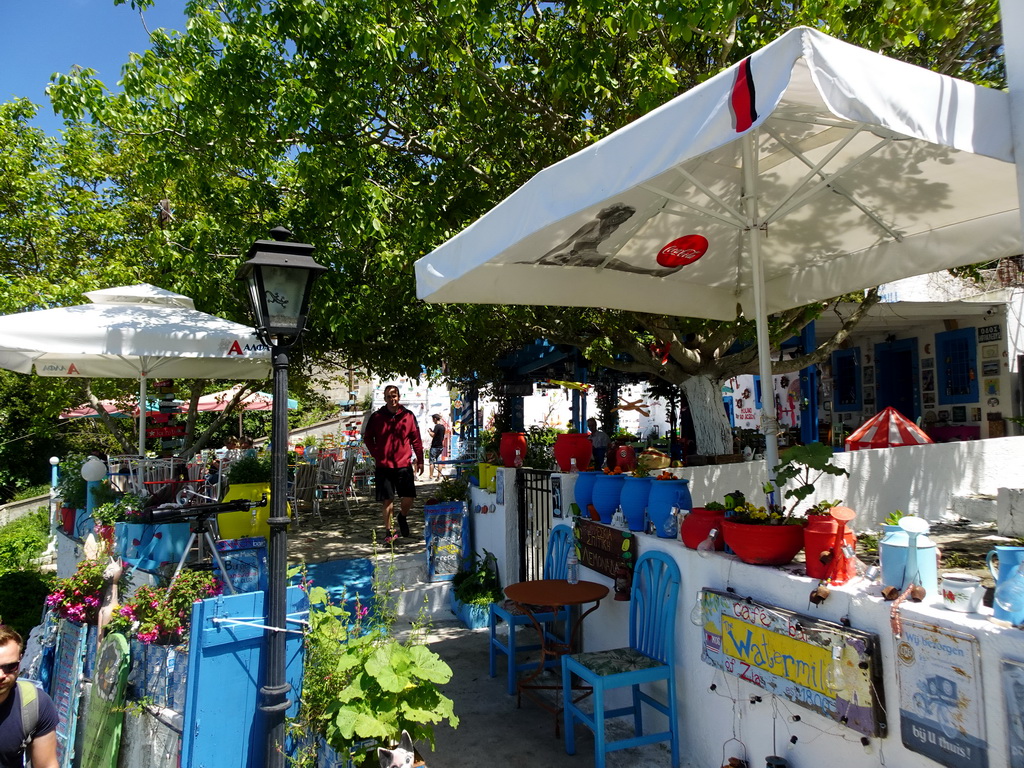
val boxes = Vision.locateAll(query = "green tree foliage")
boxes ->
[4,0,1004,457]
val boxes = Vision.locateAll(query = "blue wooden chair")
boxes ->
[489,525,574,695]
[561,550,681,768]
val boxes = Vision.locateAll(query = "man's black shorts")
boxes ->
[375,465,417,501]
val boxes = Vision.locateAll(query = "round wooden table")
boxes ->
[503,578,609,735]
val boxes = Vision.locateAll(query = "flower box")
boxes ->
[449,590,490,630]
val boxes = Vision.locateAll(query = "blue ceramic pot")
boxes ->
[619,476,652,531]
[647,479,691,538]
[591,474,626,524]
[573,471,601,514]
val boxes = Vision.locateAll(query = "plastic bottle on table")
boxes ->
[566,548,580,584]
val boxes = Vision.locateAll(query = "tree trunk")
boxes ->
[682,375,733,457]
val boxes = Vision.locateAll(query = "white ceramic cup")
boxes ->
[941,573,984,612]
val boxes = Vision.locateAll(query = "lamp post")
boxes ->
[237,227,326,768]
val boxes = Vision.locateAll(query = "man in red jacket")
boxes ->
[364,385,424,543]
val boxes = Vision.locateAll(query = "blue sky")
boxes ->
[2,0,188,136]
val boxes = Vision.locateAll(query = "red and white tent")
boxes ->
[845,407,933,451]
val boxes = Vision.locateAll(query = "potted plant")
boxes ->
[721,443,849,566]
[45,558,112,624]
[221,453,278,541]
[56,453,89,533]
[109,569,223,710]
[450,550,501,630]
[294,583,457,767]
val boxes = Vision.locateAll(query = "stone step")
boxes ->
[376,551,454,620]
[949,494,998,524]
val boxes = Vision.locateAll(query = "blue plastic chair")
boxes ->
[489,525,574,695]
[561,550,681,768]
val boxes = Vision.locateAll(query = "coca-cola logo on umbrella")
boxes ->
[657,234,708,268]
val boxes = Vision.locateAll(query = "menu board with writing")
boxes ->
[573,519,634,579]
[424,502,469,582]
[52,620,88,768]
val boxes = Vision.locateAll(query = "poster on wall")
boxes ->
[896,620,987,768]
[1002,659,1024,767]
[697,589,885,736]
[551,475,563,518]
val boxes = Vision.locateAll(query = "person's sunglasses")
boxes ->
[0,661,20,676]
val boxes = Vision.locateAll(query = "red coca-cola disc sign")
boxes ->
[657,234,708,268]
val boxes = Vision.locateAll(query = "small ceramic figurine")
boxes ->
[378,730,415,768]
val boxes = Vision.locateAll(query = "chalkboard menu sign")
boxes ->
[424,502,470,582]
[574,519,634,579]
[52,620,88,768]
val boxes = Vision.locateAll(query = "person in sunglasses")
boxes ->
[0,625,57,768]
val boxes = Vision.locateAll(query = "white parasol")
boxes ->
[0,283,269,455]
[415,26,1020,478]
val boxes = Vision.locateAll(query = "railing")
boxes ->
[516,468,555,582]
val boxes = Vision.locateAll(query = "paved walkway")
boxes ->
[287,478,674,767]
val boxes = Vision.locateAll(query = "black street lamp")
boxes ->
[237,226,326,768]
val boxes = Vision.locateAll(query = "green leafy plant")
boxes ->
[429,477,469,503]
[108,569,223,645]
[884,509,913,526]
[44,558,110,624]
[772,443,849,518]
[525,425,558,470]
[0,509,50,573]
[451,550,501,607]
[0,570,54,639]
[11,483,50,502]
[226,453,273,484]
[56,453,89,510]
[632,454,654,478]
[294,582,458,765]
[91,493,146,527]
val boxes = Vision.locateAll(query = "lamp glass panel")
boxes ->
[261,265,309,331]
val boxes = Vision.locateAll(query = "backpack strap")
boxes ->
[16,680,39,751]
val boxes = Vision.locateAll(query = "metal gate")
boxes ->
[517,468,554,581]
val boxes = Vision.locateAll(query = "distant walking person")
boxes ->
[0,625,59,768]
[428,414,447,480]
[364,386,424,543]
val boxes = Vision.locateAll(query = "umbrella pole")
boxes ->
[138,374,147,457]
[742,132,781,488]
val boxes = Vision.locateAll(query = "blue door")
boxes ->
[875,338,919,420]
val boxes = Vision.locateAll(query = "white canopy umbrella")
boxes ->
[416,26,1020,480]
[0,283,269,455]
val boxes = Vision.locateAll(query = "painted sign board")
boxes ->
[551,476,563,518]
[573,519,634,580]
[1002,659,1024,768]
[896,619,987,768]
[213,536,269,593]
[80,632,130,768]
[698,588,885,737]
[52,619,88,768]
[424,502,469,582]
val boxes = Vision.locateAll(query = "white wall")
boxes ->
[673,436,1024,527]
[579,536,1022,768]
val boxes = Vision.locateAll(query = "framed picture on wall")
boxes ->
[923,393,936,408]
[970,407,982,422]
[863,389,875,404]
[938,409,950,422]
[921,357,934,369]
[922,369,935,392]
[951,405,967,422]
[982,344,999,359]
[863,366,874,386]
